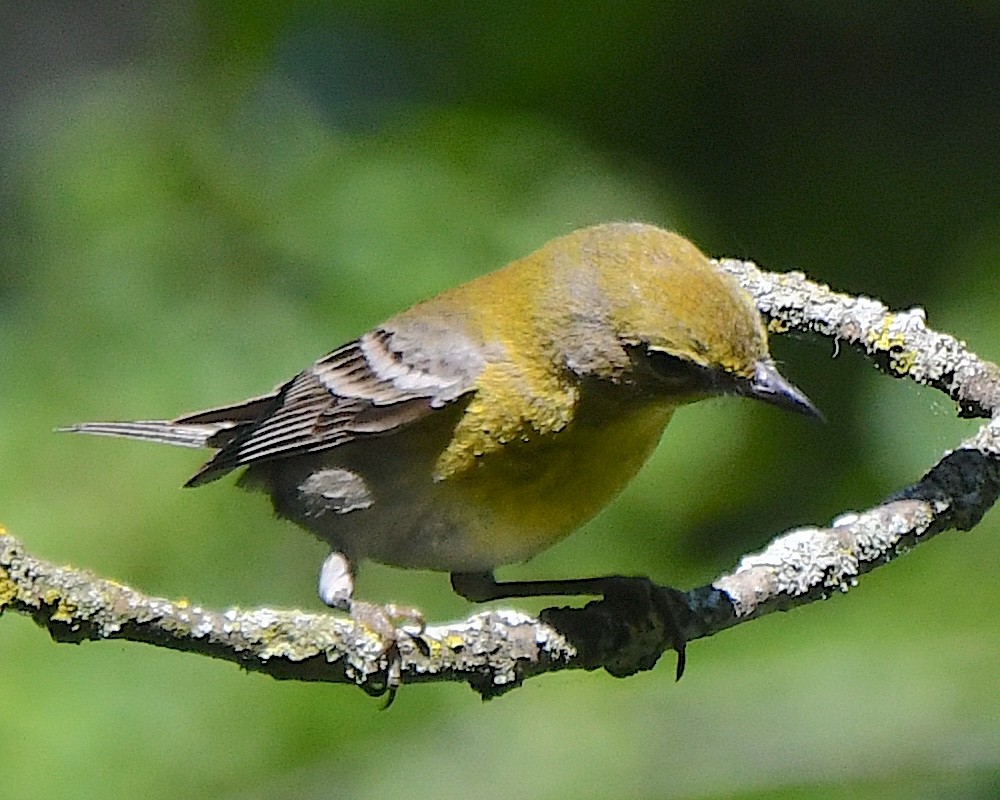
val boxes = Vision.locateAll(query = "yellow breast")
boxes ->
[438,387,676,565]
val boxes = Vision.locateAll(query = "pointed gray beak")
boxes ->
[741,361,823,421]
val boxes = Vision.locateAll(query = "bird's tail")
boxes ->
[59,392,280,484]
[57,420,232,449]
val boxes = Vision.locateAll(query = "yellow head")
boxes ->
[438,221,812,413]
[526,222,816,414]
[550,222,768,377]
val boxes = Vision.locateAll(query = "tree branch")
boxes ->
[3,260,999,699]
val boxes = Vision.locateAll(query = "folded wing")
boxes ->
[63,327,484,487]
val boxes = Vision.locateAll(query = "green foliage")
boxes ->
[1,4,998,798]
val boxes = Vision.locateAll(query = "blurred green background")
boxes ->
[2,3,999,799]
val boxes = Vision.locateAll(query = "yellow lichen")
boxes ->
[51,599,77,622]
[767,317,790,334]
[889,348,917,376]
[41,588,62,605]
[867,317,906,351]
[0,569,17,610]
[866,317,916,375]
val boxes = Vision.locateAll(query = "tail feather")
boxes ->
[58,420,232,449]
[174,392,279,426]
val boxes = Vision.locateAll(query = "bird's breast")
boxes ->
[434,390,676,566]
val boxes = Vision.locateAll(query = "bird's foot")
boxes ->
[318,551,424,706]
[592,576,689,681]
[347,600,426,707]
[462,570,692,680]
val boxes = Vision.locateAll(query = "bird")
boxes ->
[63,222,818,683]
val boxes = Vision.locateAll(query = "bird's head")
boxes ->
[539,222,820,419]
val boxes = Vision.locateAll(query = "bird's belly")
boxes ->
[323,399,673,571]
[253,396,675,573]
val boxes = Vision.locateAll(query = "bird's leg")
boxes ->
[319,552,424,704]
[450,570,689,679]
[451,571,646,601]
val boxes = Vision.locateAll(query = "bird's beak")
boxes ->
[740,360,824,421]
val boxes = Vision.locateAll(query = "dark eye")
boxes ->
[644,349,717,393]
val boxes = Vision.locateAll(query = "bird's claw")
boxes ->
[594,576,690,680]
[348,600,426,707]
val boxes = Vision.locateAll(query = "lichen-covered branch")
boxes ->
[0,530,574,699]
[716,258,1000,418]
[3,262,999,700]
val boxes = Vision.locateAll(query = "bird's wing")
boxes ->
[185,327,483,485]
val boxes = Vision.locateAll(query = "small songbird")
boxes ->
[64,222,818,641]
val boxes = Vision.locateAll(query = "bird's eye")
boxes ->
[644,349,716,393]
